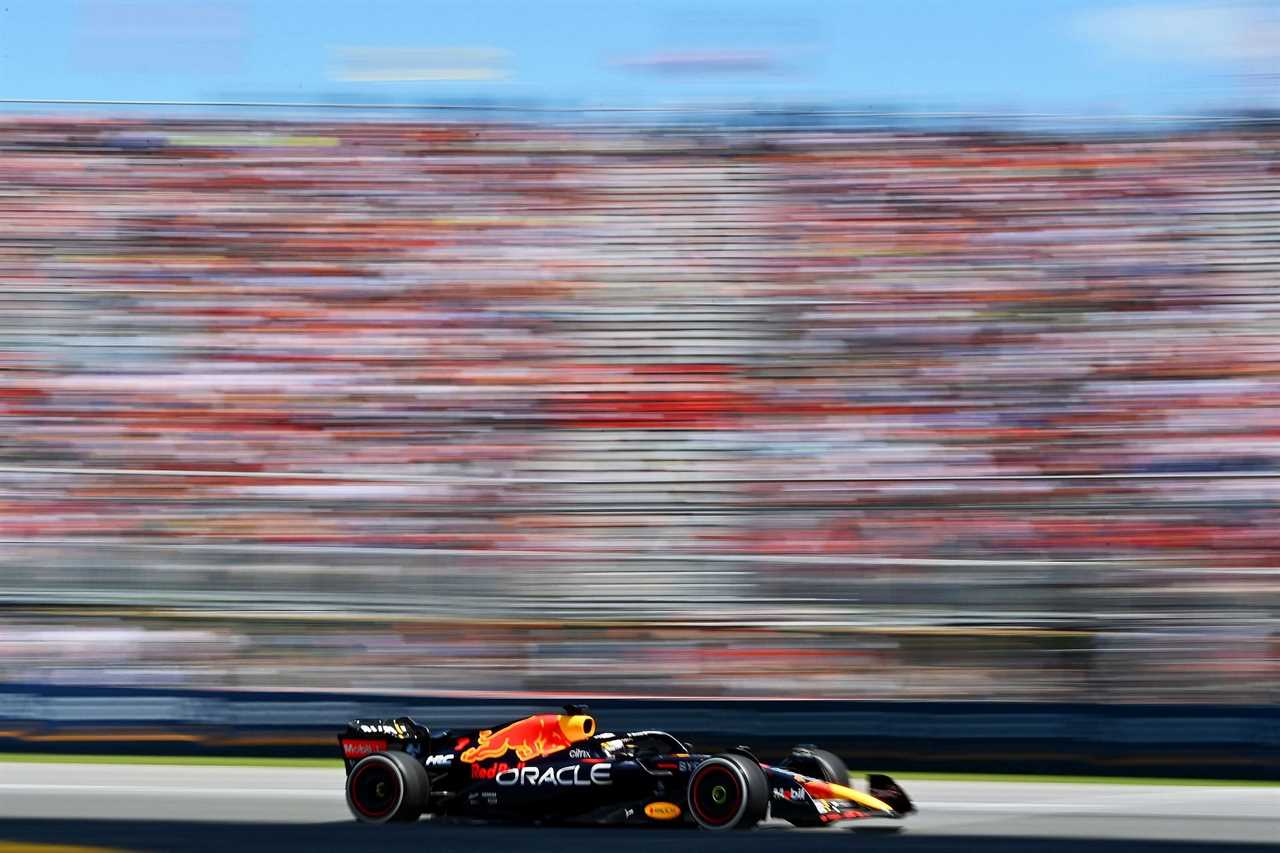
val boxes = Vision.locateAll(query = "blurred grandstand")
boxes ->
[0,111,1277,703]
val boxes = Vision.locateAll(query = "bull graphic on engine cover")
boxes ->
[459,713,595,764]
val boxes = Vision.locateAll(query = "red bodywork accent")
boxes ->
[471,761,511,779]
[342,738,387,759]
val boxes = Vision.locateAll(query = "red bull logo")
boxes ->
[471,761,512,780]
[460,714,595,764]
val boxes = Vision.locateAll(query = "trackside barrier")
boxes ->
[0,684,1274,780]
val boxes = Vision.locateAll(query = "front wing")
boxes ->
[763,766,912,827]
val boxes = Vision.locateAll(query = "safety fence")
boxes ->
[1,684,1274,779]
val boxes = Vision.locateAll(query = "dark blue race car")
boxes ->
[339,704,915,830]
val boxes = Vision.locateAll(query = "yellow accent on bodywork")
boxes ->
[558,714,594,741]
[803,779,895,814]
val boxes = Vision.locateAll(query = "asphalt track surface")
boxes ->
[0,764,1276,853]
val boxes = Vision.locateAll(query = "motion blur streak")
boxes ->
[0,114,1278,702]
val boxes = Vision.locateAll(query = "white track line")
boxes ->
[0,783,338,798]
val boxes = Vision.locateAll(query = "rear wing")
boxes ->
[338,717,429,772]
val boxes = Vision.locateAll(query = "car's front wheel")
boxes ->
[686,753,768,830]
[346,751,429,823]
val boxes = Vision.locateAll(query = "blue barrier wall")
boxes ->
[1,684,1275,779]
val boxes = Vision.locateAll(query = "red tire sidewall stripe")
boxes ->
[349,757,403,819]
[689,763,743,826]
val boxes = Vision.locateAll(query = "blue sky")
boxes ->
[0,0,1275,112]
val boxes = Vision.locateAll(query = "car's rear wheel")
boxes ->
[686,753,768,830]
[346,751,429,823]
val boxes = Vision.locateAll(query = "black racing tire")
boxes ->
[686,753,769,831]
[346,751,430,824]
[799,747,851,786]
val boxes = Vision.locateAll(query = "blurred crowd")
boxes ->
[0,115,1277,700]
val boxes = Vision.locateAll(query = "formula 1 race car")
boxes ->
[339,704,915,830]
